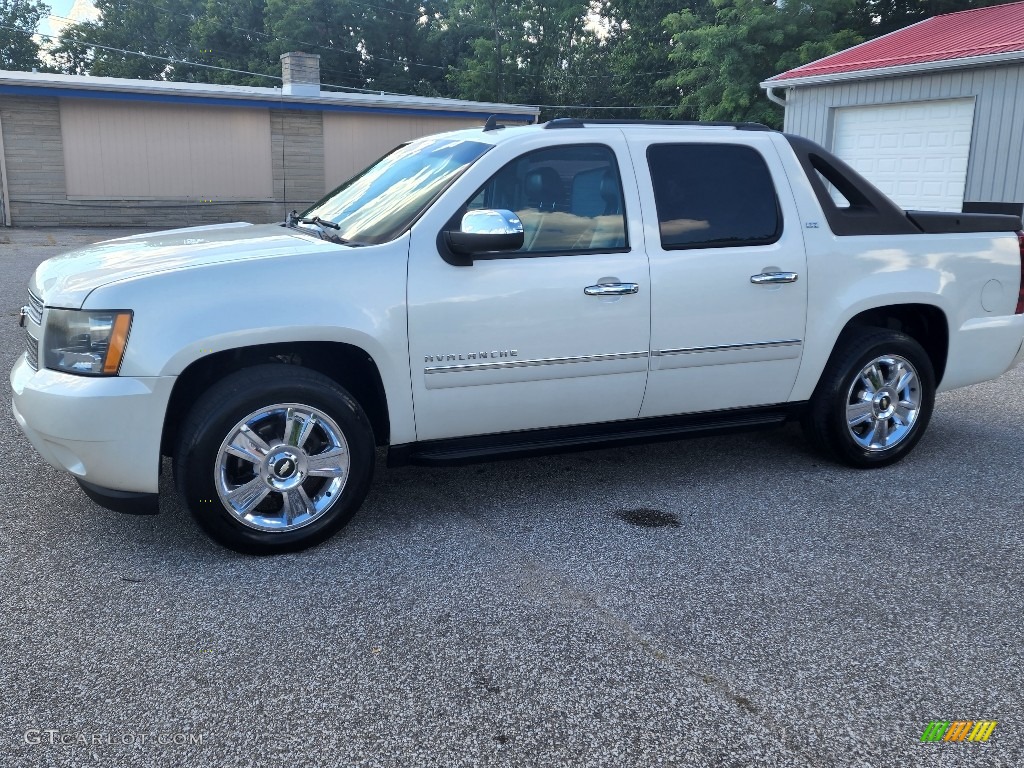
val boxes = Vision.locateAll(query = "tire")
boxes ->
[803,328,936,468]
[174,364,375,554]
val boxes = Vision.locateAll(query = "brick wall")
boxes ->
[280,52,321,90]
[1,96,68,223]
[271,109,326,216]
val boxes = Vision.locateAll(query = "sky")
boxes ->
[39,0,99,41]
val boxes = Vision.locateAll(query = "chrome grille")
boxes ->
[25,326,39,370]
[26,289,43,325]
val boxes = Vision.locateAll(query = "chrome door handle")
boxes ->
[750,271,799,285]
[584,282,639,296]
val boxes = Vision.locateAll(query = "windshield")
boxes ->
[300,138,491,245]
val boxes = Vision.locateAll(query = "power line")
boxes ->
[46,8,378,89]
[67,0,674,82]
[8,23,287,81]
[14,19,680,111]
[116,0,450,76]
[534,103,681,111]
[204,0,425,20]
[49,0,399,87]
[47,13,270,72]
[28,19,399,95]
[11,23,680,112]
[12,22,388,94]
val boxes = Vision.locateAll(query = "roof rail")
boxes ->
[543,117,775,131]
[544,118,586,129]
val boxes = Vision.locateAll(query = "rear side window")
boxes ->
[647,144,781,249]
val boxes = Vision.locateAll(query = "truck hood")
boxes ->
[32,222,336,308]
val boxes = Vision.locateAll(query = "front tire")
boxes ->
[803,329,936,468]
[174,365,375,554]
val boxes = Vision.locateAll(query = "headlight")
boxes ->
[44,309,133,376]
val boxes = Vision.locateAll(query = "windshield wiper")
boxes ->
[285,211,347,243]
[299,215,340,230]
[284,211,367,246]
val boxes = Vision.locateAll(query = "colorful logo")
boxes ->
[921,720,997,742]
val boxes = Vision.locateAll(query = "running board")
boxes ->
[388,404,801,467]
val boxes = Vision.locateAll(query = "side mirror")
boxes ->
[445,209,525,256]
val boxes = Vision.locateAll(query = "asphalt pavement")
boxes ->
[2,228,1021,767]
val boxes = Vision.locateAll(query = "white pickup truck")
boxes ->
[11,119,1024,553]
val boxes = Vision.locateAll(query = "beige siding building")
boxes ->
[0,54,538,227]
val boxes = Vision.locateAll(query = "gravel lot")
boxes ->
[2,228,1022,767]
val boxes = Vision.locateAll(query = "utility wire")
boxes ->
[11,24,286,81]
[110,0,453,75]
[9,23,680,112]
[532,104,679,110]
[203,0,425,19]
[70,0,674,81]
[19,22,399,94]
[51,0,411,88]
[45,11,378,89]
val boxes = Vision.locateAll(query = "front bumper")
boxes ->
[10,355,175,496]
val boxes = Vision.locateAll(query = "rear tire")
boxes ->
[803,329,935,468]
[174,364,375,554]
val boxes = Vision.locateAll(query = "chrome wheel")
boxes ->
[215,403,350,532]
[845,355,921,452]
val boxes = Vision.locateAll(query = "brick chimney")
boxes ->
[280,52,321,97]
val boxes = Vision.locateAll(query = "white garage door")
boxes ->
[832,99,975,212]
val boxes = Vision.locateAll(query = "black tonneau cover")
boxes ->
[906,210,1023,234]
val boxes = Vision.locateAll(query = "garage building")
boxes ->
[0,52,538,227]
[761,2,1024,214]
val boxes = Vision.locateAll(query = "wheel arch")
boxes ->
[801,323,937,468]
[833,303,949,387]
[161,341,390,457]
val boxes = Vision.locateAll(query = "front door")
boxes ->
[407,134,650,441]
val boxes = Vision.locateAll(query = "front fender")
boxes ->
[84,237,415,443]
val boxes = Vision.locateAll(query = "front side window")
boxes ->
[464,144,628,255]
[302,138,490,245]
[648,144,781,250]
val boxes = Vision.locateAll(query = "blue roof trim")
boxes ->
[0,83,535,122]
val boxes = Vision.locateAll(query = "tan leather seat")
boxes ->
[589,169,626,249]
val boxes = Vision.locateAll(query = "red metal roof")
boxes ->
[768,1,1024,82]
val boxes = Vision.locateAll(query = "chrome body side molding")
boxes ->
[424,350,650,389]
[425,350,649,374]
[652,339,803,371]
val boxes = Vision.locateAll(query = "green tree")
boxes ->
[597,0,711,118]
[851,0,1009,36]
[447,0,603,111]
[664,0,862,127]
[50,0,211,81]
[446,0,519,102]
[349,1,441,94]
[189,0,277,86]
[47,22,96,76]
[0,0,50,71]
[261,0,362,89]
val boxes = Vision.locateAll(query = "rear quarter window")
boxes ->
[647,144,782,250]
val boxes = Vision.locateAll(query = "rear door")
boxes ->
[630,132,808,418]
